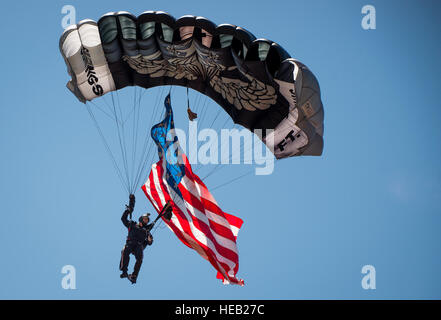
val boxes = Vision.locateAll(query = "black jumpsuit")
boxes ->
[119,209,154,277]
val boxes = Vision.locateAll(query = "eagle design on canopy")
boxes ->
[123,48,277,111]
[123,50,203,81]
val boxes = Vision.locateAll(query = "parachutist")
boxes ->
[119,195,154,284]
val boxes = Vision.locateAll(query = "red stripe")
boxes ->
[178,184,238,241]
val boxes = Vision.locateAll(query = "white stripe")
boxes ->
[151,163,167,205]
[143,183,160,212]
[182,197,239,254]
[181,176,240,235]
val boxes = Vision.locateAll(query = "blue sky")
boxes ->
[0,0,440,299]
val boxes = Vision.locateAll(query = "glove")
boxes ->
[125,204,133,214]
[129,194,135,209]
[163,205,173,221]
[147,234,153,245]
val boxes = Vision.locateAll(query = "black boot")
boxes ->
[128,274,137,284]
[120,271,128,279]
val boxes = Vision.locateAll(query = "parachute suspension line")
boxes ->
[151,218,162,234]
[88,100,116,122]
[135,95,164,185]
[131,86,146,191]
[191,95,211,169]
[131,88,161,192]
[190,98,223,172]
[225,123,252,165]
[201,163,225,181]
[137,87,170,191]
[201,124,254,183]
[130,88,158,192]
[223,123,256,166]
[144,215,169,253]
[194,92,203,115]
[85,103,129,194]
[197,95,209,126]
[140,87,167,179]
[132,86,167,191]
[127,87,139,191]
[129,86,146,192]
[192,98,224,173]
[141,106,168,186]
[219,114,232,131]
[210,170,254,191]
[116,90,133,192]
[208,105,223,130]
[110,91,131,193]
[198,123,245,179]
[157,216,168,229]
[122,86,146,126]
[194,116,234,174]
[101,95,118,119]
[130,87,138,184]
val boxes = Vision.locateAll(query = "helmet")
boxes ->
[138,213,150,223]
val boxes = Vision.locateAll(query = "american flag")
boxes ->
[142,94,244,285]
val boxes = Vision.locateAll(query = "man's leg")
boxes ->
[120,245,131,277]
[132,245,144,278]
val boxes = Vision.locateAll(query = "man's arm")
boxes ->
[121,194,136,228]
[146,233,154,246]
[121,208,132,228]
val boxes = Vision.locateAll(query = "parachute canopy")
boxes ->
[59,11,324,159]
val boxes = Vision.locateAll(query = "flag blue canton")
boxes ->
[151,94,186,197]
